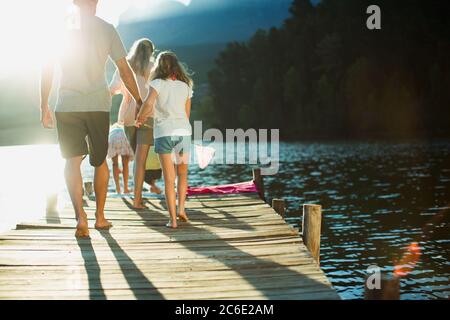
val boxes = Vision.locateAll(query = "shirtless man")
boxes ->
[40,0,142,237]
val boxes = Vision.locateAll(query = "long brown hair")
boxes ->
[151,51,193,88]
[127,38,154,77]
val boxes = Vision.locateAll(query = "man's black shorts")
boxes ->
[55,112,110,167]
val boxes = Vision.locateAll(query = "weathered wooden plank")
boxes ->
[0,235,302,249]
[0,254,315,269]
[0,265,322,281]
[0,270,331,288]
[0,257,317,276]
[0,288,334,301]
[37,208,277,219]
[0,244,310,261]
[16,217,287,230]
[0,229,299,243]
[2,223,296,234]
[0,257,316,275]
[0,242,305,255]
[0,276,335,295]
[85,198,268,207]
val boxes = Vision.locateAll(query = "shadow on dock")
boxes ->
[76,238,106,300]
[121,196,335,299]
[144,197,256,231]
[98,230,164,299]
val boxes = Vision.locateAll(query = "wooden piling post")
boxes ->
[252,168,265,201]
[272,199,286,219]
[364,273,400,300]
[302,204,322,265]
[84,181,93,197]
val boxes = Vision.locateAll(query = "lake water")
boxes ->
[0,141,449,300]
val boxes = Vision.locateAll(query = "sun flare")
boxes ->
[0,145,66,233]
[0,0,70,77]
[0,0,192,79]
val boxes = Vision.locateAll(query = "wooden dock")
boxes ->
[0,191,340,300]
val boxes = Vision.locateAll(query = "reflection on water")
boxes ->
[1,141,449,299]
[0,145,67,233]
[188,141,450,300]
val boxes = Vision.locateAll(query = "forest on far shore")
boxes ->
[193,0,450,140]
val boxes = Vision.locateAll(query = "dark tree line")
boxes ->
[196,0,450,139]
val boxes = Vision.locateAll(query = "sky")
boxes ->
[0,0,193,78]
[0,0,296,79]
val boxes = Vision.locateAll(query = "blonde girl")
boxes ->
[136,51,193,228]
[110,38,157,208]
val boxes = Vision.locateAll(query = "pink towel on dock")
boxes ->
[187,181,258,196]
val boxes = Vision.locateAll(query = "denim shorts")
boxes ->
[154,136,191,154]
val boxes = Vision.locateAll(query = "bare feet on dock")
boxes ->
[94,218,113,230]
[150,185,162,194]
[178,212,189,222]
[124,188,132,194]
[132,198,147,209]
[166,220,178,229]
[75,212,89,238]
[75,227,90,238]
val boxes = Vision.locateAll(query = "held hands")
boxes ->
[135,89,157,127]
[134,95,155,128]
[135,110,148,128]
[40,105,54,129]
[134,98,146,128]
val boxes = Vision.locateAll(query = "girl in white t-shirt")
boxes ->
[137,51,193,229]
[110,38,162,208]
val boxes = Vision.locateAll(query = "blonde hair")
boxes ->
[127,38,155,77]
[151,51,193,88]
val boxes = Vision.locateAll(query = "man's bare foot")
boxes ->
[75,216,89,238]
[150,185,162,194]
[178,212,189,222]
[94,218,113,230]
[75,227,90,238]
[124,188,132,194]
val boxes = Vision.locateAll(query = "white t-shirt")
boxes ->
[149,79,193,139]
[110,63,153,127]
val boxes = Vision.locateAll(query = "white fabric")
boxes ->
[149,79,193,139]
[107,126,134,160]
[194,144,216,169]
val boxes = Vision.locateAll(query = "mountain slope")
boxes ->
[118,0,292,48]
